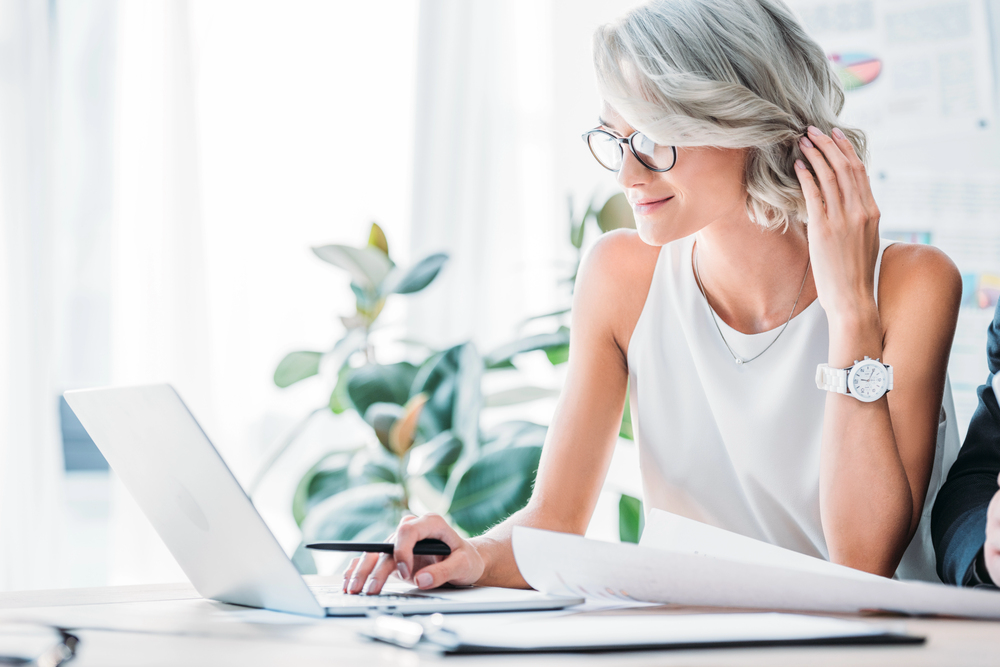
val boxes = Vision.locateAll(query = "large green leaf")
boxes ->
[597,192,635,232]
[292,451,354,526]
[346,362,418,419]
[301,483,404,542]
[364,402,404,451]
[448,446,541,536]
[481,421,547,454]
[484,329,570,369]
[411,346,463,435]
[273,351,323,388]
[312,244,394,292]
[349,446,401,486]
[381,253,448,295]
[407,431,463,491]
[620,383,633,440]
[546,344,569,365]
[452,343,483,452]
[619,493,644,543]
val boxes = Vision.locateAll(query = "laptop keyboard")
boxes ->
[310,586,443,607]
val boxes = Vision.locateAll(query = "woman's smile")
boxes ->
[631,195,674,216]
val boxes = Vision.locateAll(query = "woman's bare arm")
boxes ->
[469,231,659,587]
[797,127,961,577]
[351,230,659,593]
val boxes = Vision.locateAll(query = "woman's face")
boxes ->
[599,104,750,246]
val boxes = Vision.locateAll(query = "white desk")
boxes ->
[2,577,998,666]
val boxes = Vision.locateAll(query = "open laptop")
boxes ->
[64,384,583,618]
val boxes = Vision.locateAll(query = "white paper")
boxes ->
[640,509,881,582]
[511,526,1000,619]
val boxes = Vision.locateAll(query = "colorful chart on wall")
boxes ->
[828,53,882,91]
[790,0,994,143]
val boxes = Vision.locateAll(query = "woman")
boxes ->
[347,0,962,595]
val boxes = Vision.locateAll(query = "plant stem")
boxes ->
[399,457,410,511]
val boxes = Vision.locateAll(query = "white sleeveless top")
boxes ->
[627,235,960,582]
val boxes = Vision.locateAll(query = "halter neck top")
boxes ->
[626,235,960,581]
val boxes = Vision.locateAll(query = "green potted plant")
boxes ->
[260,192,643,572]
[259,224,563,572]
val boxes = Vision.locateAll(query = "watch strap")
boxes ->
[815,364,848,394]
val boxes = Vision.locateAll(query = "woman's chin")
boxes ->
[635,217,682,247]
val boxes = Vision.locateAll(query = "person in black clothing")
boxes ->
[932,301,1000,586]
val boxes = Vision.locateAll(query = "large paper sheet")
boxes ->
[511,526,1000,619]
[639,510,881,582]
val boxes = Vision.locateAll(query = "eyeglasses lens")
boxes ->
[632,133,675,171]
[588,132,623,171]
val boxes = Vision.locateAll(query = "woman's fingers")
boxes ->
[345,551,380,594]
[798,128,847,220]
[793,159,825,223]
[362,552,397,595]
[829,127,879,220]
[393,513,464,584]
[342,556,360,593]
[412,550,474,590]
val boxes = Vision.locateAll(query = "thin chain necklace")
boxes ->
[693,243,811,366]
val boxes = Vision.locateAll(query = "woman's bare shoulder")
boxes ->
[574,229,663,354]
[878,242,962,325]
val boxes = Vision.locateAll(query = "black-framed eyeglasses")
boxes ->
[582,128,677,173]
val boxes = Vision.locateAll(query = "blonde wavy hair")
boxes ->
[593,0,867,230]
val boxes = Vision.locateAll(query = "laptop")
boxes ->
[64,384,584,618]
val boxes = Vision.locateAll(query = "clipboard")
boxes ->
[362,611,923,654]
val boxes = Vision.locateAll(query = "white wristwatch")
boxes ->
[815,356,893,403]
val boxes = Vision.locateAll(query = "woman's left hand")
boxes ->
[794,125,881,325]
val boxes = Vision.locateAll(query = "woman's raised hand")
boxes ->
[341,513,486,595]
[794,125,881,324]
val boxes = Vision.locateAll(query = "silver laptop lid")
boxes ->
[64,384,325,618]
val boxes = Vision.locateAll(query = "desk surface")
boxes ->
[1,578,998,667]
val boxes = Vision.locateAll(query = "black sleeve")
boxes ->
[932,302,1000,585]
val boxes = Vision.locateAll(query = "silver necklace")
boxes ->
[693,244,810,366]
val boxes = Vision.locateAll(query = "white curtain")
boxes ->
[0,0,65,590]
[408,0,563,352]
[103,0,423,584]
[106,0,209,585]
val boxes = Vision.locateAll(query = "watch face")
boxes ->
[849,361,888,402]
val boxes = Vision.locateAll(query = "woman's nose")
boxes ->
[616,147,648,189]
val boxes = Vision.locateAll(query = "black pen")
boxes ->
[305,538,452,556]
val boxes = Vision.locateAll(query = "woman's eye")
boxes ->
[634,134,656,152]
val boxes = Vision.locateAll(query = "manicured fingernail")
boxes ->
[397,562,409,580]
[415,573,433,589]
[832,127,846,140]
[795,159,806,170]
[799,136,813,149]
[363,579,376,595]
[348,577,359,593]
[807,125,822,136]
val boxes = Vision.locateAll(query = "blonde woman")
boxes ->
[347,0,962,595]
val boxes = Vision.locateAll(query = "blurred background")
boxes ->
[1,0,998,591]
